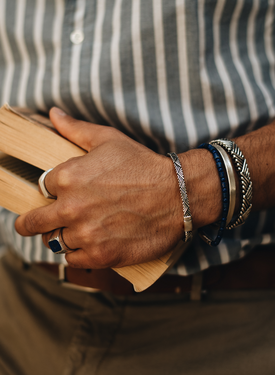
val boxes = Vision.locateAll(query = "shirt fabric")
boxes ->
[0,0,275,275]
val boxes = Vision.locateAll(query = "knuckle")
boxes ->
[90,243,119,269]
[106,127,118,136]
[100,126,119,141]
[89,247,106,268]
[65,255,84,269]
[79,225,93,246]
[55,166,72,189]
[57,201,78,221]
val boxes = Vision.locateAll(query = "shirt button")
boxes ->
[70,30,84,45]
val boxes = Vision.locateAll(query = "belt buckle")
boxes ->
[58,264,101,293]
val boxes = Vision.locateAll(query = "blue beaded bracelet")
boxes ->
[197,143,230,246]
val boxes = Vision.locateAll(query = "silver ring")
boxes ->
[48,228,73,254]
[38,168,56,199]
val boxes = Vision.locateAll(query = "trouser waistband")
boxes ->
[33,246,275,295]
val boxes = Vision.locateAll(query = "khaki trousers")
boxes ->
[1,250,275,375]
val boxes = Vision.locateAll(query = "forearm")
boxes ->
[233,122,275,212]
[176,120,275,233]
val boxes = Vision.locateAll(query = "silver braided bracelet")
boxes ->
[210,139,252,229]
[168,152,193,242]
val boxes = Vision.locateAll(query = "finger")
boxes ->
[65,249,98,269]
[42,227,77,251]
[42,228,76,255]
[49,107,108,151]
[42,229,57,248]
[15,202,62,236]
[65,244,121,269]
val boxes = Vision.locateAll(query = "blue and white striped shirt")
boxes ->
[0,0,275,275]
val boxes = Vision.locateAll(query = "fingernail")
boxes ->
[52,107,67,116]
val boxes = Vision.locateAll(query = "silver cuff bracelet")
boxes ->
[168,152,193,242]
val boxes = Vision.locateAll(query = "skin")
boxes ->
[15,107,275,269]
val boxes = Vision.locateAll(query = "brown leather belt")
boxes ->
[34,247,275,295]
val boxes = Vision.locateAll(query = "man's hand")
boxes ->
[15,108,187,269]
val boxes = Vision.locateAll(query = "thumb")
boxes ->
[49,107,105,151]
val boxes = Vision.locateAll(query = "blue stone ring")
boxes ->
[48,228,73,254]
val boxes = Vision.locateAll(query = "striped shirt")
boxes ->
[0,0,275,275]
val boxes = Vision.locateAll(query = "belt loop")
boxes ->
[190,272,203,301]
[58,264,65,282]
